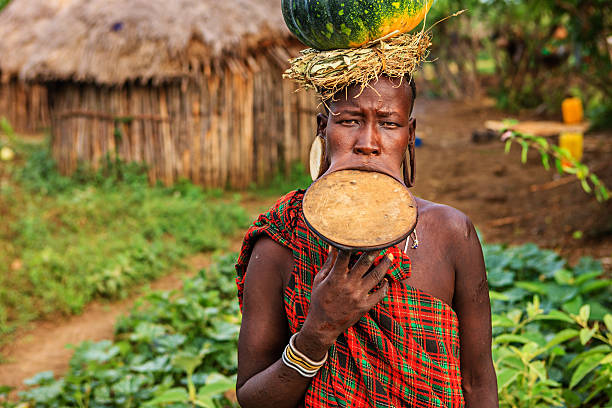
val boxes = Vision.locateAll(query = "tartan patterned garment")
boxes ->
[236,190,464,408]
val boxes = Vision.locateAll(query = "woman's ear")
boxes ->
[317,113,328,138]
[408,117,416,145]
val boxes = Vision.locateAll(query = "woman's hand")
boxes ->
[295,248,393,360]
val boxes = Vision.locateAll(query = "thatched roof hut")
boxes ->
[6,0,317,187]
[0,0,62,132]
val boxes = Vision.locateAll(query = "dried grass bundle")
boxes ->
[283,31,431,100]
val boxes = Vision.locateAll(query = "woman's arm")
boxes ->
[452,216,499,408]
[237,237,391,408]
[236,237,312,408]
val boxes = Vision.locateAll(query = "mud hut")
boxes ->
[0,0,59,133]
[15,0,318,187]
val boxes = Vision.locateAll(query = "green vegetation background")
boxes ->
[425,0,611,128]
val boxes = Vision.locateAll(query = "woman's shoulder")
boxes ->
[414,197,476,242]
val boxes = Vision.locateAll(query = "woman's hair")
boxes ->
[323,75,417,114]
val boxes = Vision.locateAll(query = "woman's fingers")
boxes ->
[366,278,390,309]
[316,247,337,282]
[330,249,351,276]
[351,251,378,278]
[363,253,393,288]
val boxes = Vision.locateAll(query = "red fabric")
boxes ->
[236,190,464,407]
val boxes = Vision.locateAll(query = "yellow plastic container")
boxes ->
[561,97,583,124]
[559,132,584,167]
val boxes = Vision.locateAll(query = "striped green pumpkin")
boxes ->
[282,0,434,50]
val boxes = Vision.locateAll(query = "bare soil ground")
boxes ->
[410,98,612,268]
[1,97,610,393]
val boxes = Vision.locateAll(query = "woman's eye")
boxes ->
[381,122,399,128]
[340,119,359,125]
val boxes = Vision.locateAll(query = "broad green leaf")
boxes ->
[489,290,510,301]
[601,352,612,365]
[579,305,590,324]
[526,295,542,318]
[534,136,547,148]
[514,281,548,295]
[540,153,550,170]
[172,352,203,376]
[580,279,612,294]
[534,310,574,324]
[521,142,528,163]
[604,314,612,333]
[563,165,578,175]
[554,158,564,175]
[24,371,55,386]
[580,327,596,345]
[195,396,215,407]
[530,360,547,381]
[496,368,519,391]
[569,345,612,369]
[553,269,573,285]
[580,178,592,193]
[197,374,235,398]
[545,329,579,349]
[143,388,189,406]
[494,334,532,345]
[563,296,583,315]
[492,314,515,328]
[496,354,525,370]
[574,271,603,285]
[569,354,604,388]
[488,270,515,287]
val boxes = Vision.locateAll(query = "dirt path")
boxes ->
[0,248,230,391]
[0,196,278,394]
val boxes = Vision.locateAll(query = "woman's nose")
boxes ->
[354,126,381,155]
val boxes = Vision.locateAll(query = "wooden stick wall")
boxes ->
[49,56,319,189]
[0,78,50,133]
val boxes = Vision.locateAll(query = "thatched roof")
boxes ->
[0,0,293,84]
[0,0,75,81]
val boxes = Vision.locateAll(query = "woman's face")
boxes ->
[318,76,416,185]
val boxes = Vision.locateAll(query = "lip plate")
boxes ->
[303,169,418,252]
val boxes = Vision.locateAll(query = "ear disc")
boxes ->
[309,136,325,181]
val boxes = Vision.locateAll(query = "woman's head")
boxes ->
[317,76,416,185]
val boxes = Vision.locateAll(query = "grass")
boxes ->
[248,162,313,197]
[0,137,250,340]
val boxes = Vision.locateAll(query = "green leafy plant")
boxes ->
[5,254,241,408]
[501,128,609,202]
[3,243,610,407]
[487,243,612,407]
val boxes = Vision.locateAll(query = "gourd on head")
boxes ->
[282,0,434,50]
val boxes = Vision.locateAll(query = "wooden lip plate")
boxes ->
[302,169,418,252]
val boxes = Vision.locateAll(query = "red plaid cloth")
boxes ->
[236,190,464,407]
